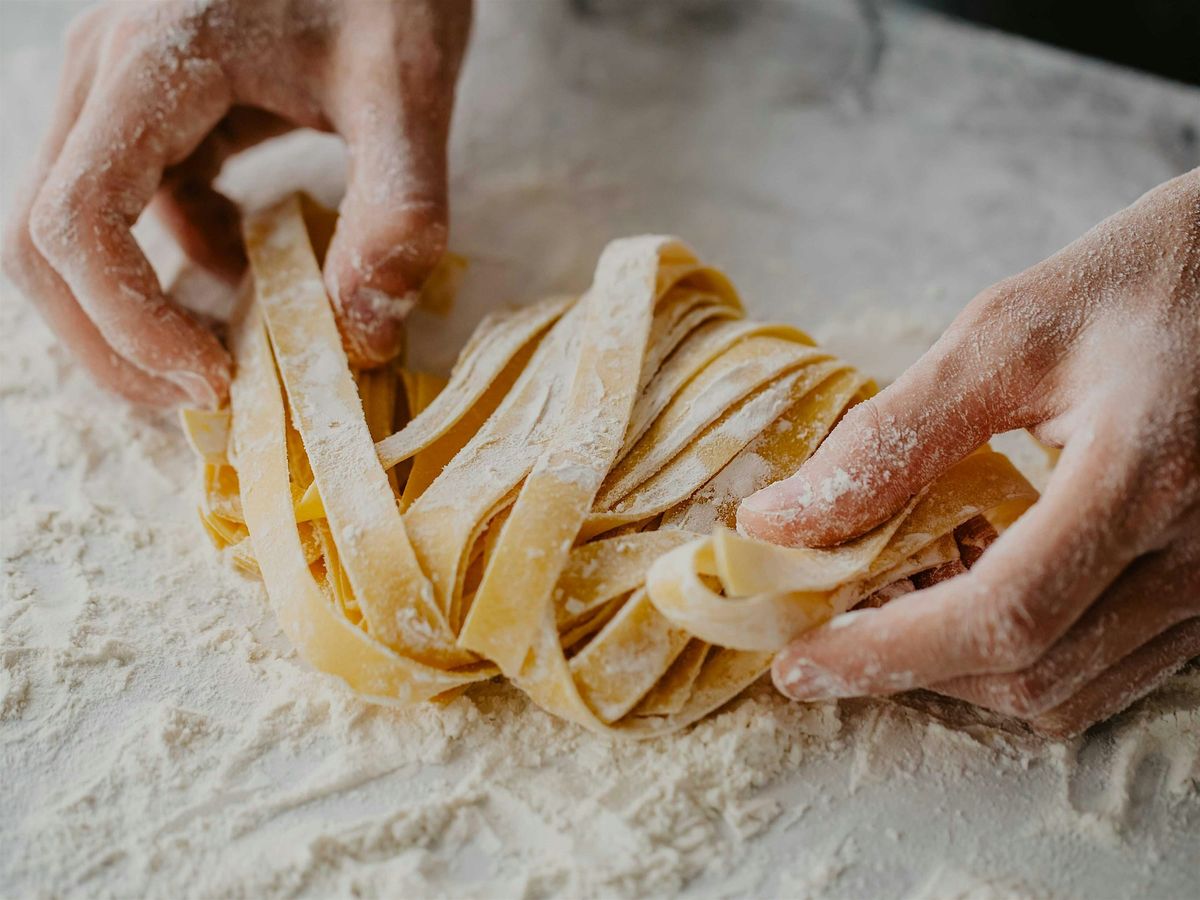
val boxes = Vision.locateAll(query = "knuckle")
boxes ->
[28,181,83,260]
[842,395,885,447]
[970,596,1048,671]
[395,209,449,269]
[951,278,1021,336]
[357,214,448,293]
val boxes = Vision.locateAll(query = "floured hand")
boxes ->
[2,0,471,406]
[739,169,1200,737]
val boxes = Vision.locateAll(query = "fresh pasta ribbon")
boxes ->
[185,195,1038,736]
[646,449,1038,651]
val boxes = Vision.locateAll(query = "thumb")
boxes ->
[737,319,1013,547]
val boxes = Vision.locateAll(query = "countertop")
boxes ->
[2,2,1197,898]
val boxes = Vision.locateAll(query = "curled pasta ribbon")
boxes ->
[646,450,1037,651]
[185,195,1037,736]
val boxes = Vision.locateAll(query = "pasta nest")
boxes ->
[185,195,1037,736]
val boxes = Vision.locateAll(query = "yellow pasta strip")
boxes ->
[377,297,570,470]
[623,320,814,460]
[294,483,325,523]
[228,305,491,704]
[661,368,868,532]
[203,463,243,523]
[570,588,692,723]
[417,251,468,317]
[460,237,694,676]
[554,531,697,627]
[404,305,584,622]
[631,639,710,717]
[400,339,540,509]
[581,360,849,539]
[599,337,831,507]
[617,649,774,736]
[180,408,231,464]
[244,197,468,668]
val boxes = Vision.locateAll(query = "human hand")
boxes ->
[3,0,471,407]
[738,169,1200,737]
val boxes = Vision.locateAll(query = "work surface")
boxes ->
[2,2,1198,897]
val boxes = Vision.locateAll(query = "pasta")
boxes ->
[186,195,1038,735]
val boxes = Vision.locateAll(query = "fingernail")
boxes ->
[740,484,783,514]
[771,655,844,701]
[166,370,219,409]
[740,470,822,514]
[351,285,418,322]
[737,482,807,540]
[338,286,411,367]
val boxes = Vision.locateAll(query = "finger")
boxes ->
[151,107,295,283]
[28,31,234,408]
[321,0,471,366]
[737,283,1051,547]
[771,422,1147,700]
[934,526,1200,719]
[1029,618,1200,739]
[2,7,183,405]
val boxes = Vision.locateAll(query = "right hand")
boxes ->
[3,0,472,407]
[739,169,1200,737]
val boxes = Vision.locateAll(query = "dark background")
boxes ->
[911,0,1200,86]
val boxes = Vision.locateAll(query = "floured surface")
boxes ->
[2,2,1198,898]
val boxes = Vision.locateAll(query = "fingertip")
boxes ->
[736,466,877,548]
[737,475,816,545]
[325,205,447,367]
[770,652,808,700]
[770,644,843,702]
[770,608,882,701]
[324,261,413,368]
[160,321,232,409]
[164,365,228,410]
[738,475,806,517]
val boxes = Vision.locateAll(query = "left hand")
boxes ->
[2,0,471,407]
[737,170,1200,737]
